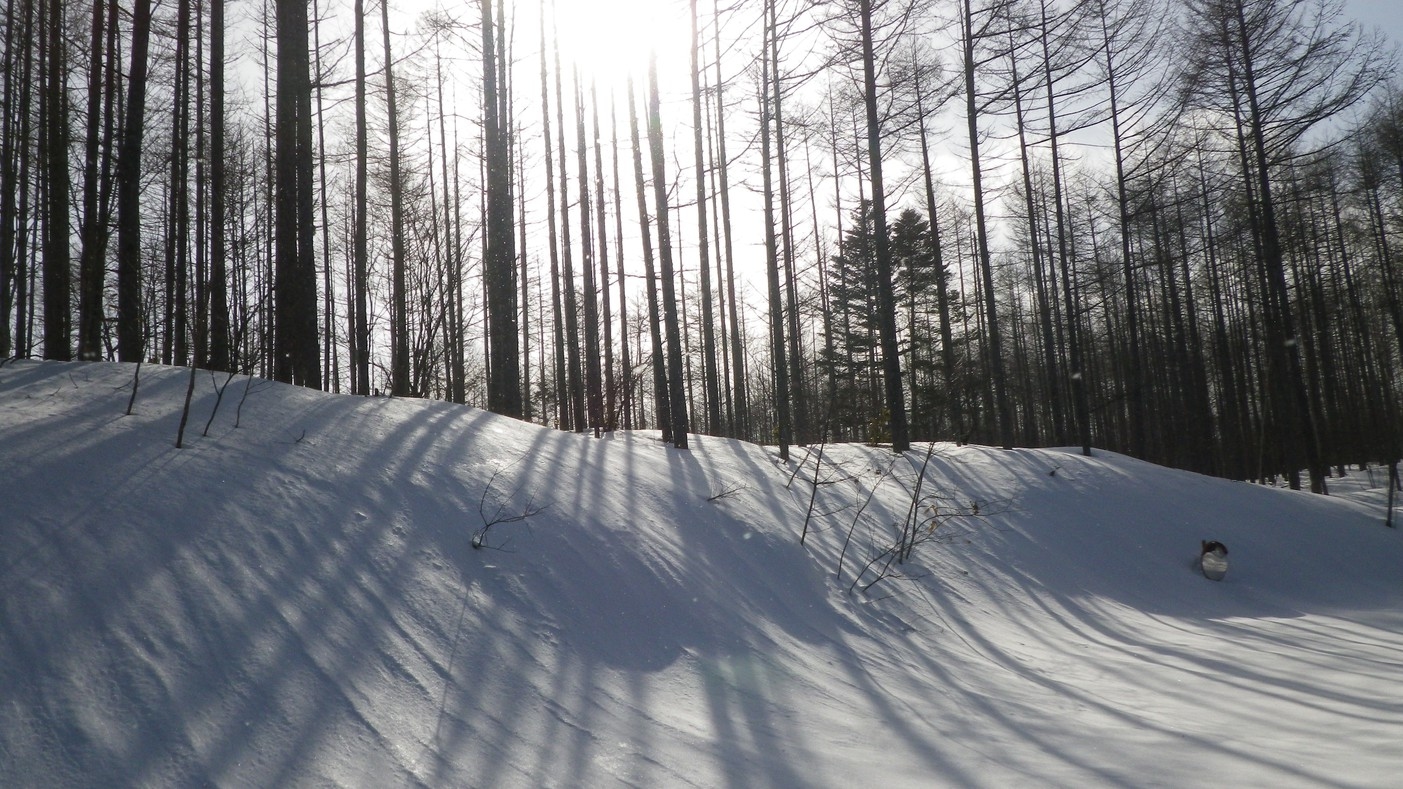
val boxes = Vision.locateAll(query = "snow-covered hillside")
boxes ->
[3,360,1401,788]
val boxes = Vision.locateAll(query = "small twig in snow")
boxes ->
[707,479,747,502]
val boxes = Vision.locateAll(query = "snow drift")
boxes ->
[3,360,1401,788]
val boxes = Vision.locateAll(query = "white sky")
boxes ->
[1348,0,1403,41]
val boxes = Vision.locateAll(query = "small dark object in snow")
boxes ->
[1199,540,1228,581]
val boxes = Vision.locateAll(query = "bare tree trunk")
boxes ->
[648,49,690,449]
[273,0,321,386]
[383,0,409,394]
[963,0,1010,448]
[591,80,616,430]
[1199,149,1248,477]
[452,118,467,400]
[1100,2,1145,457]
[1038,0,1090,455]
[708,92,733,434]
[352,0,370,393]
[297,2,320,387]
[10,0,37,357]
[42,0,72,360]
[0,0,17,357]
[816,95,844,437]
[482,0,520,415]
[713,0,748,437]
[1228,0,1324,492]
[163,0,191,367]
[915,68,960,442]
[209,0,231,371]
[76,0,107,360]
[628,73,671,439]
[518,125,532,417]
[314,0,335,388]
[194,0,209,368]
[610,90,634,430]
[760,11,790,461]
[539,0,566,424]
[0,0,24,358]
[435,48,462,402]
[859,0,909,452]
[93,0,119,358]
[1008,30,1064,445]
[553,8,585,429]
[574,71,604,433]
[690,0,723,436]
[261,0,275,378]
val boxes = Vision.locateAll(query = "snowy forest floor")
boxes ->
[3,360,1402,788]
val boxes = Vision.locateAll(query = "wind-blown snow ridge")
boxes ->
[3,360,1401,788]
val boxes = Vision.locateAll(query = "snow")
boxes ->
[3,359,1402,788]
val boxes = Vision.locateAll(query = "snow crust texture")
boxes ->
[3,361,1402,788]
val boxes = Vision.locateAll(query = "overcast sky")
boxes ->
[1348,0,1403,46]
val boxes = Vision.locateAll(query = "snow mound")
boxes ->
[3,360,1401,788]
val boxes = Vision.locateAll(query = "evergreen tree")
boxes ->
[890,208,944,439]
[820,200,882,440]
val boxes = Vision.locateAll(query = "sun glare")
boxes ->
[551,0,693,86]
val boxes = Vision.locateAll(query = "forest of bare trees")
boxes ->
[2,0,1401,490]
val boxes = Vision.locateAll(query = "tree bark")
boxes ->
[628,73,671,439]
[553,8,585,429]
[859,0,907,452]
[383,0,408,394]
[352,0,370,393]
[591,81,616,430]
[539,0,566,424]
[116,0,155,359]
[482,0,521,415]
[648,50,690,449]
[690,0,722,436]
[610,90,634,430]
[713,0,748,438]
[274,0,320,387]
[1228,0,1324,491]
[76,0,107,360]
[760,11,790,461]
[42,0,72,360]
[574,71,603,433]
[210,0,231,371]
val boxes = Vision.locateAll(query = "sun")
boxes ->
[549,0,694,87]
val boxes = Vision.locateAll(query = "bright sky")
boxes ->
[551,0,693,86]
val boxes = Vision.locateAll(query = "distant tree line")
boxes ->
[1,0,1399,491]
